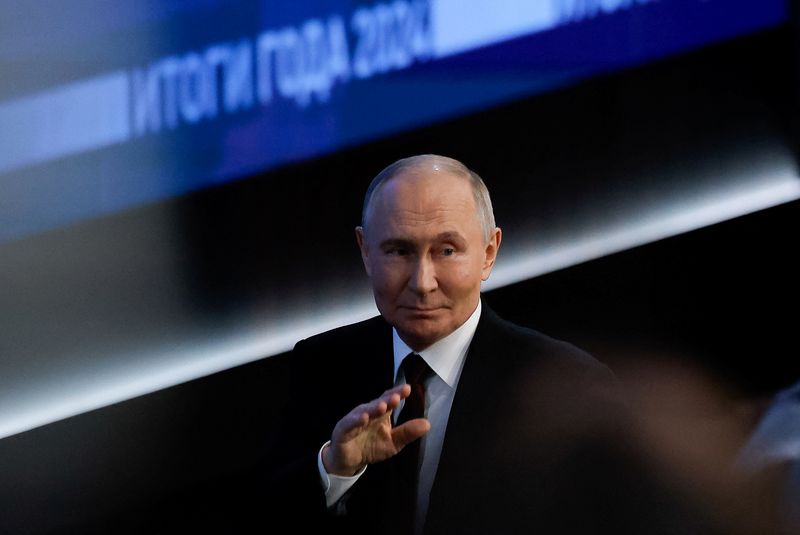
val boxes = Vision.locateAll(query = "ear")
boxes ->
[481,227,502,281]
[355,226,372,277]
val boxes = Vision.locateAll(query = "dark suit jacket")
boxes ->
[269,300,638,534]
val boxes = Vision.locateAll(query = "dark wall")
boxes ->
[488,199,800,398]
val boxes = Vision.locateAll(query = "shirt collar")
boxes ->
[393,300,482,388]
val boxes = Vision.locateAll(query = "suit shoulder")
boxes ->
[288,315,393,403]
[481,307,599,367]
[290,316,393,374]
[480,308,623,418]
[293,315,388,350]
[475,306,618,398]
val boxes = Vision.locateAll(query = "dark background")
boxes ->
[0,17,798,535]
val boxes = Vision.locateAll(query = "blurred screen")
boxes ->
[0,0,787,242]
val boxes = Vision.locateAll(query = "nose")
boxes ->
[408,256,438,295]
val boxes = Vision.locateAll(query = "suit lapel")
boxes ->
[360,317,396,391]
[338,316,396,405]
[424,303,507,531]
[332,317,401,528]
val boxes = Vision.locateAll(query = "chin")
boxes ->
[397,323,447,349]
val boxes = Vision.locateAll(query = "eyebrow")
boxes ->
[378,232,467,249]
[379,238,413,249]
[435,232,466,244]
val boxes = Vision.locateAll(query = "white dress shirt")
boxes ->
[319,301,482,528]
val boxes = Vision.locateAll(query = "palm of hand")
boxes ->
[324,384,430,476]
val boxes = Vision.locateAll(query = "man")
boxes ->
[272,154,622,534]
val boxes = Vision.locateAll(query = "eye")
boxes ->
[386,247,408,256]
[441,247,455,257]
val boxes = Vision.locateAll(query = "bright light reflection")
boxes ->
[1,170,798,440]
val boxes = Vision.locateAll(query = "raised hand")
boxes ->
[322,384,431,476]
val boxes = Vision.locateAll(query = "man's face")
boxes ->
[356,168,501,351]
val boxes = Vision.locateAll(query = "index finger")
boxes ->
[360,384,412,419]
[379,383,411,409]
[351,384,413,422]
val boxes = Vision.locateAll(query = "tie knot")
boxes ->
[401,353,431,386]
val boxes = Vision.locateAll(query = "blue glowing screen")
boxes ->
[0,0,787,241]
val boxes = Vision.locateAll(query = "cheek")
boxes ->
[443,261,481,293]
[460,254,485,277]
[371,262,404,293]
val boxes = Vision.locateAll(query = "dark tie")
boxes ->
[397,352,431,426]
[395,353,432,527]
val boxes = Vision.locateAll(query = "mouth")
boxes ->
[400,306,444,313]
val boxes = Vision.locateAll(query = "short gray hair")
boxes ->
[361,154,496,241]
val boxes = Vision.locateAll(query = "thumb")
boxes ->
[392,418,431,450]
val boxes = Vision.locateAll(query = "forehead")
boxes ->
[367,169,480,237]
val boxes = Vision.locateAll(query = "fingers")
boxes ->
[382,383,411,411]
[333,384,413,440]
[327,385,430,475]
[358,384,412,419]
[336,407,369,435]
[392,418,431,450]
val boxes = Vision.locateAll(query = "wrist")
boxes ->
[322,443,363,477]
